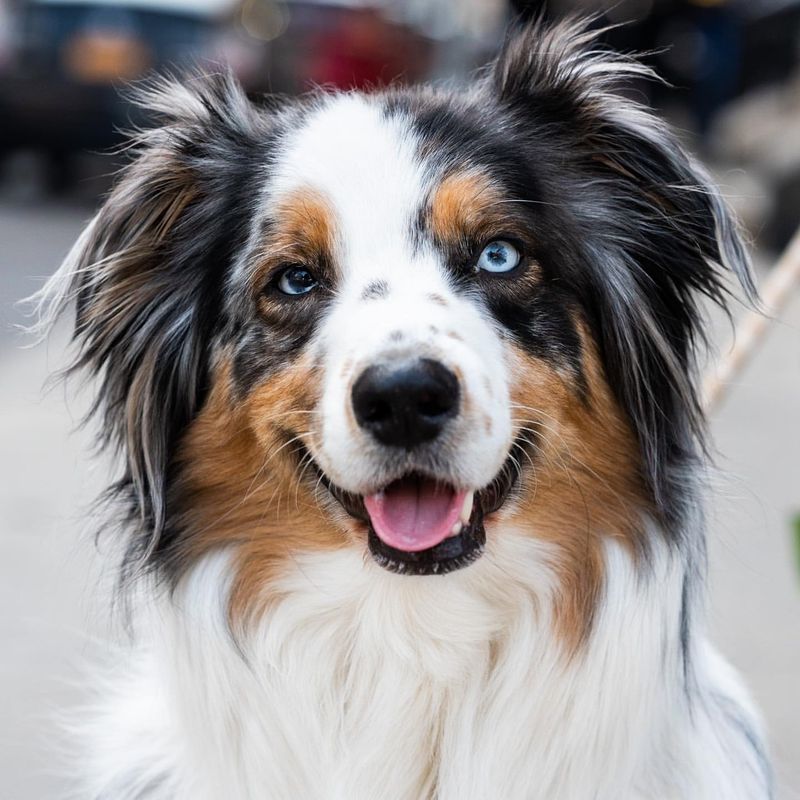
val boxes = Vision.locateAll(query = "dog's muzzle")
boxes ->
[303,356,526,576]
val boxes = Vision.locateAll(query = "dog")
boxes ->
[36,17,772,800]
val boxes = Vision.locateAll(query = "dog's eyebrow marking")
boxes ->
[428,293,448,306]
[361,280,389,301]
[252,186,339,291]
[428,170,503,245]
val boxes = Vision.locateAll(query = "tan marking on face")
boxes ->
[174,357,350,628]
[429,171,504,245]
[428,170,541,290]
[503,323,648,655]
[253,187,338,298]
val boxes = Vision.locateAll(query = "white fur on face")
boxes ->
[268,95,512,494]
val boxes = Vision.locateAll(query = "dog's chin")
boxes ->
[303,440,528,576]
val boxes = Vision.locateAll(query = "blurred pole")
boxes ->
[704,227,800,413]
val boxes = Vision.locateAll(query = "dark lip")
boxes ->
[291,433,535,576]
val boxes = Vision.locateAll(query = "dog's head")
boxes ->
[38,20,753,635]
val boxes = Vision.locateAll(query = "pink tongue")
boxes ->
[364,476,467,553]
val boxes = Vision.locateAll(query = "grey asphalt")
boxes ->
[1,196,798,799]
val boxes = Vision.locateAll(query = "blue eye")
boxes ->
[476,240,521,274]
[277,266,318,296]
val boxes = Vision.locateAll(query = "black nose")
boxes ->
[351,358,460,449]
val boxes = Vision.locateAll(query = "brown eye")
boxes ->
[276,266,318,296]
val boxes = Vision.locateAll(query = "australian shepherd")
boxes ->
[36,17,772,800]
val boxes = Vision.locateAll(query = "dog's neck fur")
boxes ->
[82,524,766,800]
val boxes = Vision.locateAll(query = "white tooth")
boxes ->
[450,522,463,537]
[460,491,474,525]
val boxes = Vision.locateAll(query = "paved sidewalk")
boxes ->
[706,285,800,797]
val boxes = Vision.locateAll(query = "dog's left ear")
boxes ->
[491,18,757,516]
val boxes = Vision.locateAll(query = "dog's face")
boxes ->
[45,21,752,636]
[206,88,648,589]
[231,96,550,576]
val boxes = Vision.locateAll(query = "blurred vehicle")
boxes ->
[0,0,272,189]
[265,0,506,95]
[265,3,432,94]
[0,0,506,189]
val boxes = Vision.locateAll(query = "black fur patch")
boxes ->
[229,287,332,397]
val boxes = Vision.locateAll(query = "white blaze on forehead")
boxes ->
[271,95,427,284]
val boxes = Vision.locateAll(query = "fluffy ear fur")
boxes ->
[31,73,266,572]
[491,18,756,522]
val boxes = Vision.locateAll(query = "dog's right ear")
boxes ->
[30,73,267,570]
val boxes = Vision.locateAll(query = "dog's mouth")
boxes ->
[303,438,530,576]
[362,475,485,575]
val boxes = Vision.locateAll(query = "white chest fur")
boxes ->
[80,533,768,800]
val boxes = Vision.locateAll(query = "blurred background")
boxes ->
[0,0,799,797]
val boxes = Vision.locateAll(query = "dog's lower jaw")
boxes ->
[76,529,770,800]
